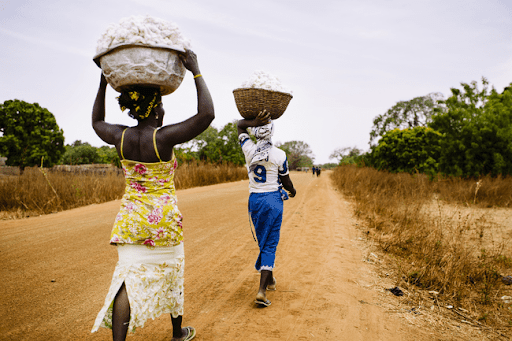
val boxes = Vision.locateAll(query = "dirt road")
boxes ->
[1,171,438,340]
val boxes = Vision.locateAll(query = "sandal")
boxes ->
[255,292,271,307]
[178,326,196,341]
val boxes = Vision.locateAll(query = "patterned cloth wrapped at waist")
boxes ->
[110,157,183,247]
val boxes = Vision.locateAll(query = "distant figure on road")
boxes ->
[312,166,316,176]
[237,110,296,307]
[91,50,213,341]
[316,167,321,177]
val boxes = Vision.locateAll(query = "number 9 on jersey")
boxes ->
[253,165,267,183]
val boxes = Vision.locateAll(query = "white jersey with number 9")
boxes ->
[239,133,289,193]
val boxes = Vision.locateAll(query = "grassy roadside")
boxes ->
[331,165,512,332]
[0,161,247,219]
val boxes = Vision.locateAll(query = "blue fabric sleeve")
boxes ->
[239,133,250,147]
[278,157,289,175]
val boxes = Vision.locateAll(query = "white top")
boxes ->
[239,133,289,193]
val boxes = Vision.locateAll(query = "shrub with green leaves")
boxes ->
[60,141,121,167]
[430,78,512,177]
[60,141,102,165]
[0,99,65,169]
[370,126,442,176]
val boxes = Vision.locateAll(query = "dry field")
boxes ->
[0,161,247,220]
[331,165,512,335]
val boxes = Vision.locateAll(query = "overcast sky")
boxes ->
[2,0,512,164]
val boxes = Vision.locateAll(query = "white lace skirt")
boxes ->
[91,243,185,333]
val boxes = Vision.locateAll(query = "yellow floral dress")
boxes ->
[110,155,183,247]
[92,128,185,334]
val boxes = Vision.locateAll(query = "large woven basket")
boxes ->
[93,43,186,96]
[233,88,293,120]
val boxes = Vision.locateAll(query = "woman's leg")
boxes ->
[257,216,280,296]
[250,192,283,305]
[256,202,282,276]
[112,282,130,341]
[171,315,183,338]
[258,270,273,294]
[251,193,283,272]
[171,315,196,341]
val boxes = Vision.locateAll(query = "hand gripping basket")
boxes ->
[233,88,293,120]
[93,43,186,96]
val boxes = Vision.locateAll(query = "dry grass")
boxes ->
[0,162,247,219]
[331,165,512,332]
[0,167,125,219]
[434,175,512,208]
[174,161,247,190]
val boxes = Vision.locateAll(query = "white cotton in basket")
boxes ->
[96,15,191,54]
[240,71,292,94]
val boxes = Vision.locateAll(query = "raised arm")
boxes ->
[157,50,215,146]
[237,110,271,135]
[91,73,126,145]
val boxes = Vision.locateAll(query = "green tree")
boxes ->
[192,126,221,162]
[60,140,103,165]
[0,99,65,170]
[98,145,121,168]
[218,122,245,165]
[330,146,363,165]
[370,92,444,146]
[277,141,315,170]
[179,122,252,166]
[174,145,198,164]
[370,126,442,176]
[318,163,338,169]
[430,78,512,176]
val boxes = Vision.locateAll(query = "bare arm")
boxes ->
[279,174,296,197]
[157,50,215,146]
[237,110,271,136]
[91,73,126,145]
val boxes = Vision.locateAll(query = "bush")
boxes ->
[370,126,442,176]
[430,79,512,177]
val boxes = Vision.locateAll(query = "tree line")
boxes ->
[330,77,512,178]
[156,123,316,169]
[0,99,318,170]
[9,75,503,178]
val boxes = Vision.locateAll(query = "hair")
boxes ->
[117,87,162,121]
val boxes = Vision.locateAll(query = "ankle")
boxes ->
[172,328,185,340]
[172,327,184,339]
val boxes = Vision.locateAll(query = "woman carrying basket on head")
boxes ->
[90,49,214,341]
[237,110,296,307]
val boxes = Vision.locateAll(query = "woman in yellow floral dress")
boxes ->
[90,49,214,341]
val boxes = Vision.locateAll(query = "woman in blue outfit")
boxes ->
[237,110,296,306]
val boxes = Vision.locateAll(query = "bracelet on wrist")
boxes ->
[193,74,202,79]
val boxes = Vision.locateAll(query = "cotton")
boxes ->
[96,15,191,54]
[240,70,292,94]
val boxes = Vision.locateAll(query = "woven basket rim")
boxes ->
[93,43,186,68]
[233,87,293,98]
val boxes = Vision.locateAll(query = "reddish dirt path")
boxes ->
[1,171,438,340]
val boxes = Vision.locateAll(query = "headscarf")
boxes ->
[117,88,161,120]
[249,120,274,166]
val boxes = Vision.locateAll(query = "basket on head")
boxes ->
[233,88,293,120]
[93,43,186,96]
